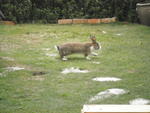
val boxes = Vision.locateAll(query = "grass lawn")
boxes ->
[0,23,150,113]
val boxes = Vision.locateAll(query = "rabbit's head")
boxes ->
[90,35,100,50]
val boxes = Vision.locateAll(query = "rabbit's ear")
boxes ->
[90,35,96,42]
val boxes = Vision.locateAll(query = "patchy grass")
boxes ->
[0,23,150,113]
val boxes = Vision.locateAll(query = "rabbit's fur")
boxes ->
[56,36,100,60]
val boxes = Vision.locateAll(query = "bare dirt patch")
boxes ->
[32,71,46,76]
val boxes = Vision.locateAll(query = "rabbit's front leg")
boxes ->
[91,52,98,56]
[84,53,91,60]
[62,56,68,61]
[90,46,98,56]
[86,56,91,60]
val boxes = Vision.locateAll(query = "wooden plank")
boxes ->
[81,105,150,113]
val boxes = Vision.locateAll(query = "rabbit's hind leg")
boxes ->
[84,53,91,60]
[60,53,68,61]
[61,51,68,61]
[58,50,68,61]
[62,56,68,61]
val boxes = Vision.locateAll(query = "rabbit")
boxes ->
[56,36,101,60]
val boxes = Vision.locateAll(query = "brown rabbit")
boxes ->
[56,36,100,60]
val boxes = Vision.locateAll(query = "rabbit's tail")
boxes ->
[54,45,59,51]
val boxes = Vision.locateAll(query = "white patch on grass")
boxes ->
[39,33,47,38]
[36,62,44,65]
[92,61,100,64]
[0,73,5,77]
[89,88,128,102]
[46,53,57,57]
[24,32,59,39]
[129,98,150,105]
[49,33,59,38]
[92,77,121,82]
[28,76,44,81]
[0,71,8,77]
[42,48,51,51]
[116,33,122,36]
[61,67,89,74]
[6,67,24,71]
[102,31,107,34]
[1,57,14,61]
[86,56,91,60]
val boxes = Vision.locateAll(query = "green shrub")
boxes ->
[0,0,146,23]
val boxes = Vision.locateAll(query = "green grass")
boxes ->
[0,23,150,113]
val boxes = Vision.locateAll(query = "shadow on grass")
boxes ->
[55,56,100,62]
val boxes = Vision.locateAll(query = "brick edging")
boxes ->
[58,17,116,24]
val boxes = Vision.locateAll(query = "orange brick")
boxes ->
[58,17,116,24]
[101,17,116,23]
[58,19,73,24]
[88,19,100,24]
[73,19,88,24]
[0,21,16,25]
[111,17,116,22]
